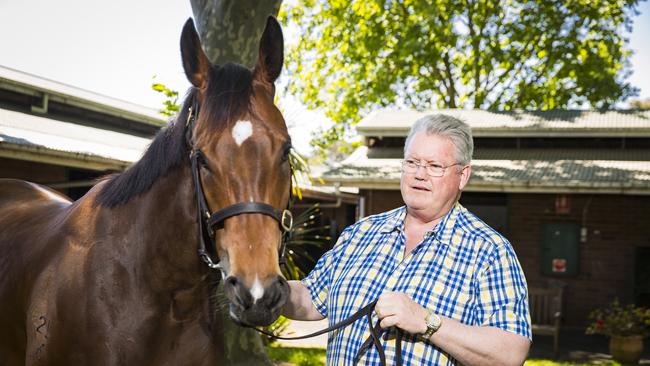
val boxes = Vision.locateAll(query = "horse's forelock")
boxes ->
[95,64,259,208]
[201,63,254,132]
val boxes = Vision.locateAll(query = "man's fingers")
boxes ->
[379,314,398,329]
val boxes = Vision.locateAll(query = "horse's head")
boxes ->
[180,17,291,326]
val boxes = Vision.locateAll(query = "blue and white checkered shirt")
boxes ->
[302,203,531,365]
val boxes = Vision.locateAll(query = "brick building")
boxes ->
[319,109,650,328]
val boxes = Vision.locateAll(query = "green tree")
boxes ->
[282,0,643,150]
[630,98,650,110]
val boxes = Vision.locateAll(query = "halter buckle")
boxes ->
[281,209,293,232]
[186,106,194,126]
[199,251,222,270]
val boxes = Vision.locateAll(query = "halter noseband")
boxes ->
[184,100,293,272]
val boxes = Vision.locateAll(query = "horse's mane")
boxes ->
[96,63,253,208]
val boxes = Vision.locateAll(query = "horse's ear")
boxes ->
[180,18,211,88]
[255,16,284,83]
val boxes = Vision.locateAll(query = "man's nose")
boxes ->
[414,164,428,179]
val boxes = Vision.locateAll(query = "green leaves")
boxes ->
[283,0,643,153]
[151,80,180,117]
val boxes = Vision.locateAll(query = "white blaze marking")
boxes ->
[232,120,253,146]
[250,275,265,303]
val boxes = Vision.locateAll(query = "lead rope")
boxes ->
[252,299,403,366]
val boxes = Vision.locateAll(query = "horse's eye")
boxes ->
[281,145,292,163]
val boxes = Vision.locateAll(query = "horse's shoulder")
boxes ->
[0,179,71,208]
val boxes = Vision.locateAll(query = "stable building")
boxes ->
[0,65,165,198]
[319,109,650,328]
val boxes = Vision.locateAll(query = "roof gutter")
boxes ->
[0,142,132,171]
[317,177,650,196]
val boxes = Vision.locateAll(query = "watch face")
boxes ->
[428,313,441,330]
[432,314,441,327]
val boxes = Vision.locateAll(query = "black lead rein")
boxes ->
[252,299,404,366]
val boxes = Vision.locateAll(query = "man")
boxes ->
[283,114,531,365]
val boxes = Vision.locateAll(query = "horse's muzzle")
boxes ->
[224,275,290,326]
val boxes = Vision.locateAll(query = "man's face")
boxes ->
[400,132,471,220]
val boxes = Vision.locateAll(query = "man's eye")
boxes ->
[429,164,443,169]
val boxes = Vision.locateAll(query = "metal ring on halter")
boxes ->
[185,106,194,126]
[199,251,221,270]
[281,209,293,232]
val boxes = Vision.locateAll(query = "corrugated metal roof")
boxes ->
[367,147,650,161]
[319,147,650,195]
[356,109,650,137]
[0,108,151,170]
[0,65,166,127]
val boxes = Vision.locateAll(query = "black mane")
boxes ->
[96,63,253,208]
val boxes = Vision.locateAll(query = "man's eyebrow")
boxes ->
[406,156,443,164]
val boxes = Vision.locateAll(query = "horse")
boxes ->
[0,16,292,365]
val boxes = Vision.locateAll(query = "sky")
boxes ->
[0,0,649,154]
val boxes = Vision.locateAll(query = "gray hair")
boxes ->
[404,114,474,165]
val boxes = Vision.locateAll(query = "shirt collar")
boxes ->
[430,202,462,246]
[379,206,407,234]
[378,203,462,247]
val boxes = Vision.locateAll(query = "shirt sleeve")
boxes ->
[300,227,351,318]
[475,238,532,340]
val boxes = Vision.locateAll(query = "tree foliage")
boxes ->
[282,0,643,142]
[630,98,650,110]
[151,79,180,117]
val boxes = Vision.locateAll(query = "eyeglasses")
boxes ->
[401,159,462,177]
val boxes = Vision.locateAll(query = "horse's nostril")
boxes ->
[225,276,238,289]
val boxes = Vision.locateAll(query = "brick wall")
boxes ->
[509,193,650,327]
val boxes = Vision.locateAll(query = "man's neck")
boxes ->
[405,201,456,231]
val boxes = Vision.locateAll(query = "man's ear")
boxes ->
[459,165,472,191]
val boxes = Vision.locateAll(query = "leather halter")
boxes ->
[184,99,293,272]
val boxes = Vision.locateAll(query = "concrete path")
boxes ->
[275,319,328,348]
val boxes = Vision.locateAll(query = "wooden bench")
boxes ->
[529,286,564,358]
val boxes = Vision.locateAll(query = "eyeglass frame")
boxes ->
[401,158,463,177]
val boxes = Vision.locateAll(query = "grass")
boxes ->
[525,361,621,366]
[266,348,624,366]
[266,346,326,366]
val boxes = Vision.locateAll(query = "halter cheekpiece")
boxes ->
[184,98,293,272]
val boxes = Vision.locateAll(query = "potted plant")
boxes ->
[586,299,650,364]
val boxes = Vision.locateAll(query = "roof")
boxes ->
[356,109,650,137]
[319,147,650,195]
[0,108,150,170]
[0,65,166,128]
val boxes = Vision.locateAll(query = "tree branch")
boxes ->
[189,0,282,67]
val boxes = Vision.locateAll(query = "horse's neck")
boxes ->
[97,166,205,292]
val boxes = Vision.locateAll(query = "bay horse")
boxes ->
[0,16,292,365]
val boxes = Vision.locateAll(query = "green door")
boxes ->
[540,223,580,277]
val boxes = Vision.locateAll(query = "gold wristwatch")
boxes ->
[421,311,442,341]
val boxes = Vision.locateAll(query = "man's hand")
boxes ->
[375,291,429,335]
